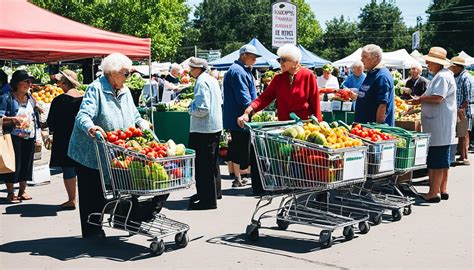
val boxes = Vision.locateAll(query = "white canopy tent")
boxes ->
[458,51,474,66]
[333,48,423,69]
[410,50,426,66]
[134,61,171,76]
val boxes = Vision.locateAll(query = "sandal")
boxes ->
[18,191,32,201]
[7,192,20,203]
[60,201,76,210]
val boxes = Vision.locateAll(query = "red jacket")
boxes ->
[251,67,322,121]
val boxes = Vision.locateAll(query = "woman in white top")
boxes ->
[317,64,340,89]
[408,47,457,203]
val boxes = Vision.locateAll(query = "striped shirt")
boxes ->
[455,70,473,119]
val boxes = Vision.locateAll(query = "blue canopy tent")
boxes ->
[298,45,330,68]
[210,38,280,70]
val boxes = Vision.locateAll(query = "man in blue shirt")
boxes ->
[354,44,395,126]
[342,60,366,90]
[223,44,261,187]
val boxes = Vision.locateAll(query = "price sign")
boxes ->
[343,150,365,181]
[379,144,395,172]
[414,137,428,166]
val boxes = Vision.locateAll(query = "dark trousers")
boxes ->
[188,132,221,205]
[250,143,264,194]
[76,163,106,237]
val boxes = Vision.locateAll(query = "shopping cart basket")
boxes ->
[88,132,195,255]
[244,120,370,248]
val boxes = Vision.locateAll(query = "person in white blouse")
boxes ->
[408,47,457,203]
[317,63,340,89]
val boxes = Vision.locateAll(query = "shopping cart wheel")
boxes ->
[320,230,333,248]
[343,226,354,240]
[370,213,383,225]
[403,206,412,216]
[150,239,165,256]
[392,209,403,221]
[358,221,370,234]
[276,213,289,230]
[246,224,259,242]
[175,232,189,248]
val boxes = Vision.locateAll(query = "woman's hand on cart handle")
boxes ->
[237,113,250,129]
[88,125,106,139]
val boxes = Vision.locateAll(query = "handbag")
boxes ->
[0,117,16,174]
[456,115,468,138]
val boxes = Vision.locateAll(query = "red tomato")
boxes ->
[119,132,127,140]
[107,134,118,143]
[147,152,155,158]
[125,130,133,138]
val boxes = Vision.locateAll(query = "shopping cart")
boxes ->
[331,123,414,222]
[88,132,195,255]
[245,119,371,248]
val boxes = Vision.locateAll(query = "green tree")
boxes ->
[424,0,474,55]
[31,0,190,61]
[358,0,411,51]
[318,16,361,61]
[189,0,322,55]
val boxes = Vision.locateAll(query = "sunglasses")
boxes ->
[277,57,290,63]
[121,70,131,78]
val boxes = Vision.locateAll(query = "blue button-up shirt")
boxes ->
[342,73,367,90]
[189,72,223,133]
[68,75,149,169]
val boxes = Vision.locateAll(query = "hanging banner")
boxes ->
[412,31,420,50]
[272,1,298,48]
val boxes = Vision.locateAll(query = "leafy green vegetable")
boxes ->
[125,73,145,91]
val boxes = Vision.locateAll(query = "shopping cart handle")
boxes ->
[338,120,351,130]
[310,115,320,125]
[95,131,105,141]
[289,112,301,123]
[244,120,295,130]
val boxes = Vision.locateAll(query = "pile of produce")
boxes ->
[331,89,354,102]
[251,111,277,122]
[106,127,187,190]
[125,73,146,91]
[349,123,395,142]
[291,148,342,183]
[391,70,404,96]
[398,111,420,121]
[262,70,277,83]
[31,84,65,103]
[319,88,336,94]
[281,120,363,149]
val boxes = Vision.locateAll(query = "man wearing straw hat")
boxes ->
[449,56,473,165]
[408,46,457,203]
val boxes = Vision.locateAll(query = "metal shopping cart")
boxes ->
[331,125,415,222]
[88,132,195,255]
[245,120,371,248]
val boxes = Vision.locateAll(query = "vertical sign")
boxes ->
[272,1,297,48]
[412,31,420,50]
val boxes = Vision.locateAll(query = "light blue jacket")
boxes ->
[189,72,223,133]
[68,75,148,169]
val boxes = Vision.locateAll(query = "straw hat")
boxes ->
[423,47,450,66]
[450,56,467,66]
[55,70,81,88]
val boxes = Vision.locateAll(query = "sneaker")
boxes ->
[241,178,249,186]
[232,179,243,187]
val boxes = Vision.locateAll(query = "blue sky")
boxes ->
[186,0,432,29]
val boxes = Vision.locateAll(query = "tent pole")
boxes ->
[148,54,154,132]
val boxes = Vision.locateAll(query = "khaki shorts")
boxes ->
[456,116,468,138]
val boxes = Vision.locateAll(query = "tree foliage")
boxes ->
[319,16,361,61]
[425,0,474,55]
[31,0,190,61]
[358,0,411,52]
[189,0,322,56]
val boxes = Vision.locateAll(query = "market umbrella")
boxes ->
[298,45,331,68]
[209,38,280,70]
[332,48,362,67]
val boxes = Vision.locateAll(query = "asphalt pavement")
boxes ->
[0,150,472,269]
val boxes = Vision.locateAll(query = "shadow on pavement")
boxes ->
[163,199,189,211]
[206,233,352,267]
[3,203,61,217]
[0,235,182,262]
[221,187,254,197]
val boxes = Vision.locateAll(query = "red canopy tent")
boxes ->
[0,0,151,62]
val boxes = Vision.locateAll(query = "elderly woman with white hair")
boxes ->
[354,44,395,126]
[400,62,428,100]
[165,63,181,85]
[68,53,154,238]
[238,43,322,125]
[342,60,366,90]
